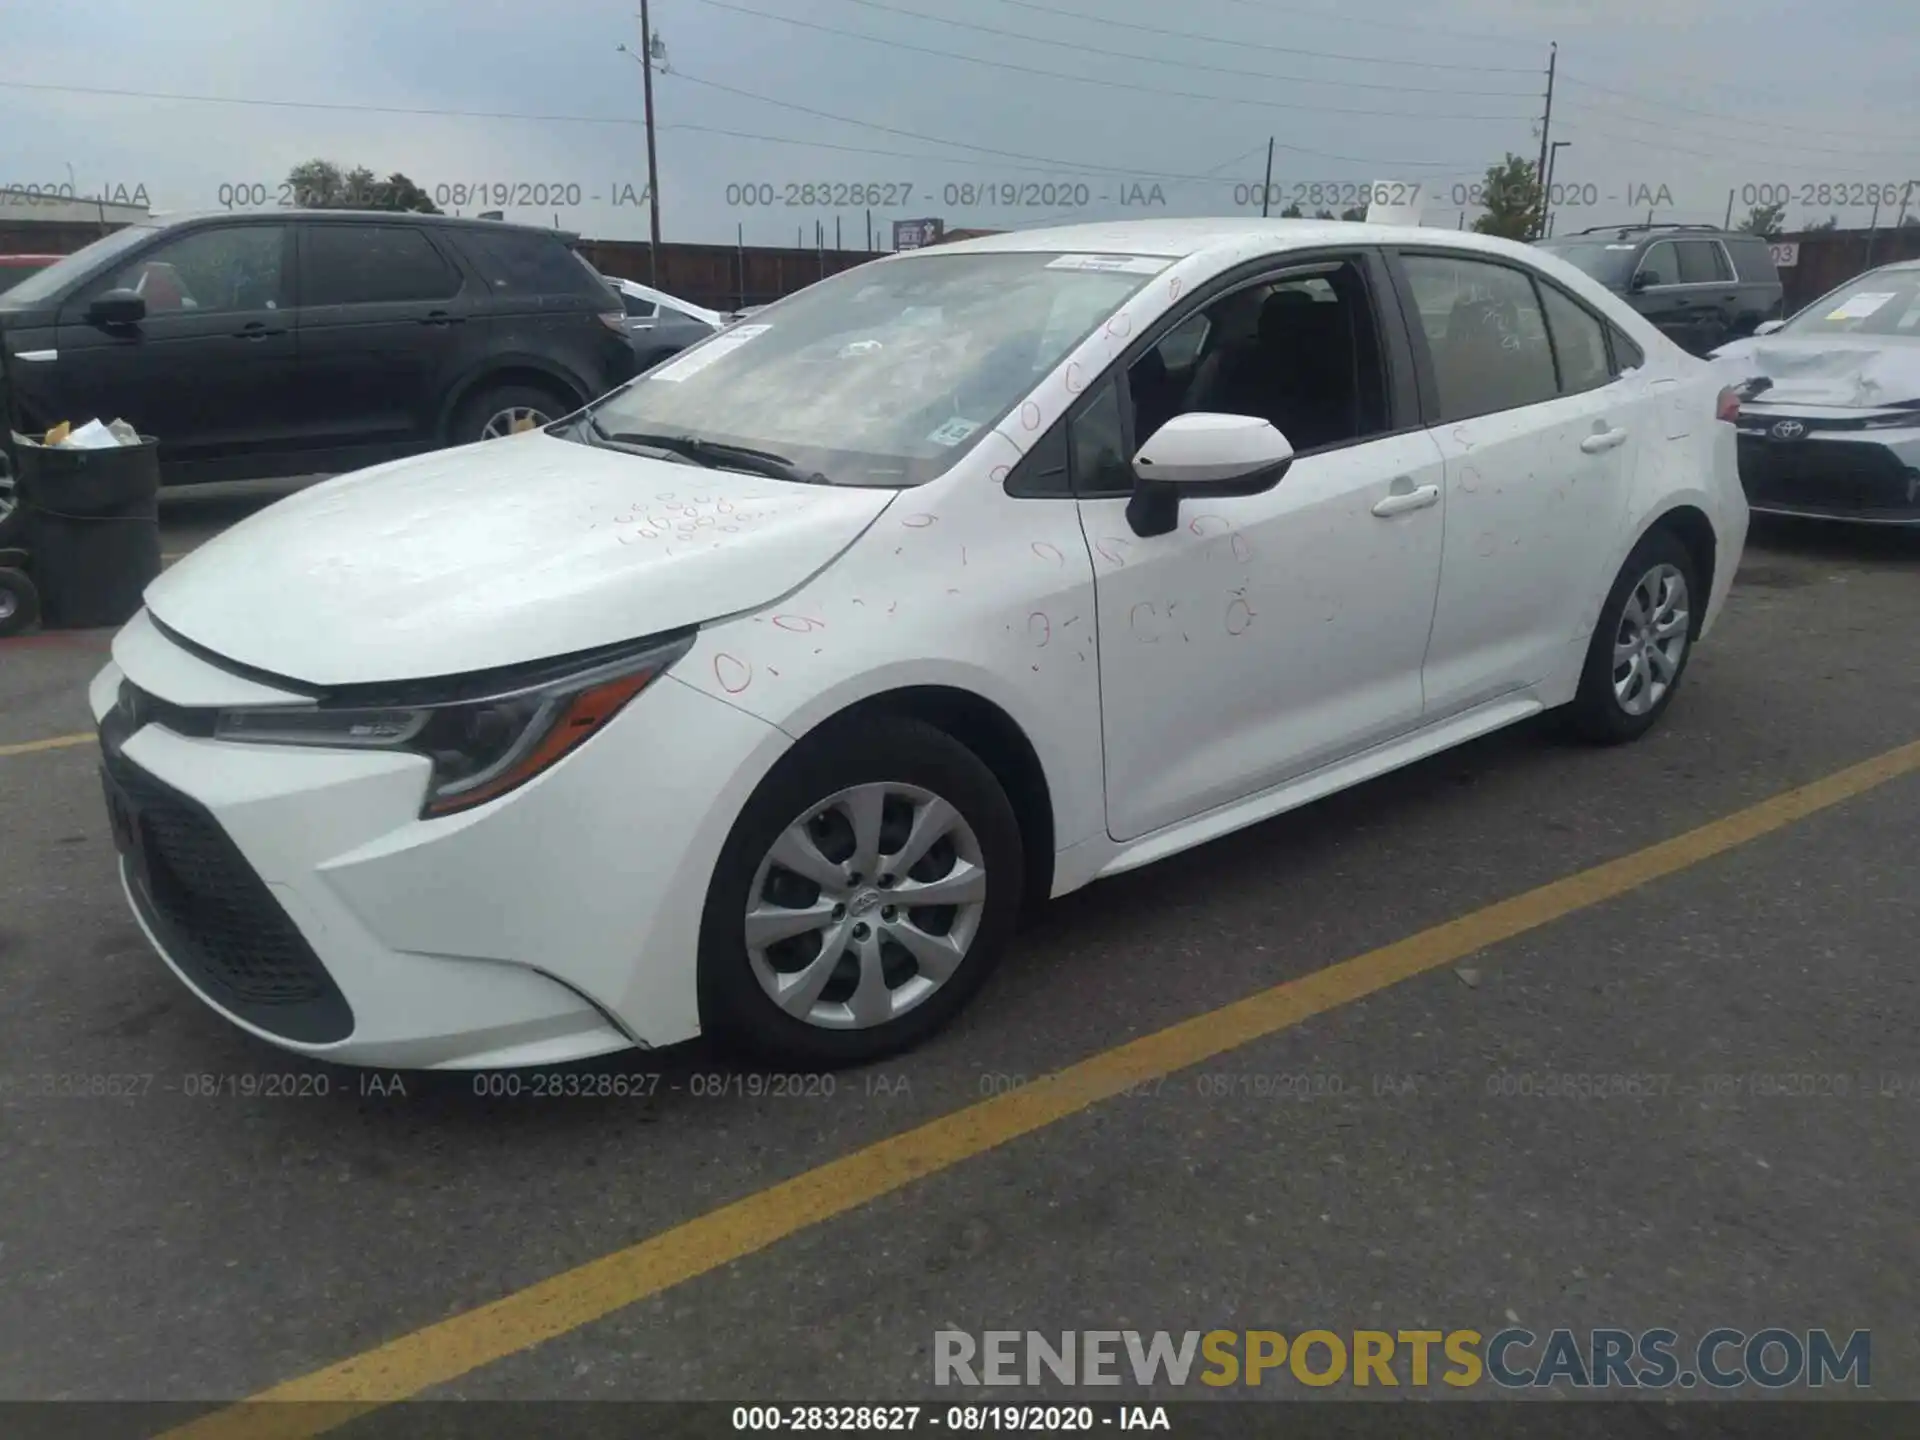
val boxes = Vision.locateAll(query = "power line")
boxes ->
[1553,101,1920,163]
[837,0,1542,77]
[668,67,1489,171]
[0,76,644,127]
[1204,0,1541,48]
[684,0,1539,121]
[1558,74,1920,144]
[1548,120,1909,176]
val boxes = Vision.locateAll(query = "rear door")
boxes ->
[1391,250,1640,718]
[52,220,296,470]
[289,221,477,452]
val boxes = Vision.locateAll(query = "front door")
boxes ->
[289,221,476,451]
[1077,252,1447,843]
[53,221,296,468]
[1391,251,1640,717]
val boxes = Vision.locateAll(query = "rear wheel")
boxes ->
[0,458,22,548]
[451,382,575,445]
[1565,527,1699,744]
[698,715,1024,1067]
[0,566,41,638]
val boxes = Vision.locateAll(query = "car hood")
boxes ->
[1711,334,1920,408]
[143,433,898,687]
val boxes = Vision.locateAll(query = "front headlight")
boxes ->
[213,634,692,817]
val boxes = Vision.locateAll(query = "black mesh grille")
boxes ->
[1738,437,1920,516]
[102,745,353,1043]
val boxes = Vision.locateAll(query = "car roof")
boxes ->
[136,209,579,243]
[919,216,1550,264]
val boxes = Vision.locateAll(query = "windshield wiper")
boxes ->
[590,423,832,485]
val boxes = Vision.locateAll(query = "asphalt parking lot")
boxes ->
[1,483,1916,1430]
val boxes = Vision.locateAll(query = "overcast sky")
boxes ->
[5,0,1918,249]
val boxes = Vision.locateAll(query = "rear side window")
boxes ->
[1539,284,1611,395]
[1676,240,1733,284]
[303,225,460,306]
[455,229,611,301]
[1400,254,1558,422]
[1725,237,1775,281]
[1608,325,1645,373]
[621,293,658,318]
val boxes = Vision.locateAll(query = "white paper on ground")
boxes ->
[648,324,771,382]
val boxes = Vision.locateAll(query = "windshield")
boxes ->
[580,250,1168,486]
[0,224,157,309]
[1782,271,1920,338]
[1534,240,1638,287]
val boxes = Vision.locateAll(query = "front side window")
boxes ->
[106,225,287,315]
[621,293,659,319]
[1635,241,1678,288]
[581,250,1167,487]
[1399,254,1556,422]
[303,225,460,306]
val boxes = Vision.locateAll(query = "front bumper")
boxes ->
[89,619,791,1067]
[1734,422,1920,525]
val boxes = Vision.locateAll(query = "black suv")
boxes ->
[0,211,637,485]
[1534,223,1783,356]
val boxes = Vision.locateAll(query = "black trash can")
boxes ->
[15,434,162,630]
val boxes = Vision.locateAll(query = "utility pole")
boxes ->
[639,0,663,283]
[1532,41,1557,239]
[1261,137,1275,218]
[1895,180,1914,232]
[1724,189,1735,228]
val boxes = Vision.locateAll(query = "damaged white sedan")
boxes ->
[1715,258,1920,525]
[90,219,1746,1070]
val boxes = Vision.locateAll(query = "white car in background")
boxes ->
[90,219,1746,1070]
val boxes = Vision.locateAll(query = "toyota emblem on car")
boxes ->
[1770,420,1806,440]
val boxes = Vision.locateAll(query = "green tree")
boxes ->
[285,159,440,213]
[1313,208,1336,220]
[1470,153,1543,240]
[1279,202,1304,218]
[1340,205,1367,221]
[1805,214,1840,232]
[1737,202,1785,237]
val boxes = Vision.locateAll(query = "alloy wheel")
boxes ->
[1612,562,1690,717]
[478,406,551,440]
[744,781,988,1030]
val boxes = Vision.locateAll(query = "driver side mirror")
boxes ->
[1628,271,1655,293]
[1125,412,1294,538]
[1752,318,1785,337]
[87,289,146,326]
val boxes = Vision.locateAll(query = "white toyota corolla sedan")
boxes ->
[90,219,1748,1070]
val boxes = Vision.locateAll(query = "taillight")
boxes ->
[1715,387,1741,423]
[598,311,628,334]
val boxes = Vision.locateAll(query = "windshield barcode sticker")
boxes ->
[1825,293,1894,321]
[1044,254,1170,275]
[927,417,981,447]
[649,324,771,382]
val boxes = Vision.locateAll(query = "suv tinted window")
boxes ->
[303,224,459,306]
[1539,284,1611,394]
[1635,241,1678,287]
[1401,254,1556,421]
[1676,240,1732,284]
[455,229,610,300]
[107,224,287,314]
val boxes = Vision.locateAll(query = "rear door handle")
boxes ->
[417,311,466,326]
[1372,483,1439,517]
[1580,428,1629,454]
[232,322,286,340]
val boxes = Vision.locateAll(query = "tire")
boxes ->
[697,714,1025,1068]
[1564,527,1700,745]
[0,567,41,638]
[0,463,22,549]
[450,381,575,446]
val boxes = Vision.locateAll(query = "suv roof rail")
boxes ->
[1565,222,1728,237]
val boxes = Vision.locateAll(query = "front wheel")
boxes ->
[451,382,573,446]
[1565,528,1700,745]
[698,714,1024,1067]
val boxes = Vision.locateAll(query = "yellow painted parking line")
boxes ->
[158,736,1920,1440]
[0,731,93,758]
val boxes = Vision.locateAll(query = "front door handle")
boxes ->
[417,311,466,326]
[232,322,286,340]
[1372,483,1439,517]
[1581,427,1629,454]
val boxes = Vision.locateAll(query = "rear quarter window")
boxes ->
[450,229,613,305]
